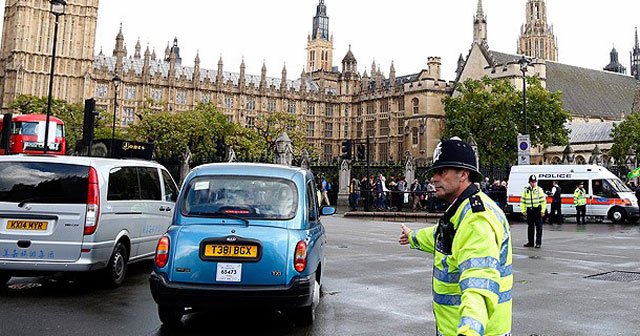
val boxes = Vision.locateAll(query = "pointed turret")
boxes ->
[151,48,157,60]
[389,61,396,89]
[193,51,201,83]
[164,42,171,62]
[280,64,287,92]
[143,46,151,77]
[300,68,307,93]
[113,24,125,75]
[134,38,141,59]
[341,44,357,74]
[518,0,557,61]
[473,0,487,44]
[216,55,224,84]
[170,37,182,65]
[631,27,640,80]
[260,61,267,90]
[604,46,626,74]
[239,57,246,87]
[306,0,333,72]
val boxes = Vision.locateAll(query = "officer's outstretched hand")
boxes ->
[399,224,412,245]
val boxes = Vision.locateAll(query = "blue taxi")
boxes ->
[149,163,334,327]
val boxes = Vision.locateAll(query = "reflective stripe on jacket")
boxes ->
[574,187,587,206]
[520,186,547,214]
[409,192,513,336]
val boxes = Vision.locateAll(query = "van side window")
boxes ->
[138,167,162,200]
[161,170,179,202]
[593,179,614,198]
[108,167,140,201]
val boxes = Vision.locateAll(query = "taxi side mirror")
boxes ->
[320,206,336,216]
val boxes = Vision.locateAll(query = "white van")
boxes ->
[0,155,179,287]
[506,165,639,224]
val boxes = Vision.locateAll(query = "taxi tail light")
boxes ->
[294,240,308,272]
[155,236,170,268]
[84,167,100,235]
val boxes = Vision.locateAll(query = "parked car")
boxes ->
[149,163,334,327]
[0,155,179,287]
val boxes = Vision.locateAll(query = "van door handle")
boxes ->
[159,206,171,212]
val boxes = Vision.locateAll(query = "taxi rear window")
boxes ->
[0,162,89,204]
[181,176,298,220]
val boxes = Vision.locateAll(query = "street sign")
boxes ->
[518,134,530,165]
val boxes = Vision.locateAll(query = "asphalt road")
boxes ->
[1,216,639,336]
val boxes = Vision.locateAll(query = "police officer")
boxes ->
[574,182,587,225]
[549,181,563,225]
[521,175,546,248]
[399,138,513,336]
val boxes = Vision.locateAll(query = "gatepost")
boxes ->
[338,159,351,207]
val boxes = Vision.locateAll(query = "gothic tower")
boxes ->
[0,0,100,110]
[306,0,333,72]
[517,0,557,61]
[631,28,640,80]
[473,0,487,45]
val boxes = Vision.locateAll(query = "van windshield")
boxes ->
[607,179,631,193]
[0,162,89,204]
[181,176,298,220]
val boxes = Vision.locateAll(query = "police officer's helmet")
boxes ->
[427,137,483,182]
[529,175,537,183]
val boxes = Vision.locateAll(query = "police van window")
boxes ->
[108,167,140,201]
[537,180,553,193]
[608,178,631,193]
[558,180,589,195]
[161,170,178,202]
[138,167,161,200]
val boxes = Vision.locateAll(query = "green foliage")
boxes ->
[610,113,640,164]
[443,77,571,166]
[253,111,306,156]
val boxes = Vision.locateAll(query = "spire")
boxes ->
[311,0,329,41]
[260,60,267,90]
[164,42,170,62]
[193,51,201,84]
[216,55,224,84]
[300,68,307,92]
[170,37,182,65]
[389,61,396,89]
[631,27,640,80]
[473,0,487,44]
[518,0,557,61]
[151,48,157,60]
[134,38,141,58]
[280,64,287,91]
[604,46,626,74]
[239,57,246,87]
[194,50,200,65]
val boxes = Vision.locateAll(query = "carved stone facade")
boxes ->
[517,0,558,61]
[0,0,451,163]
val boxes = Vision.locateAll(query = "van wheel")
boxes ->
[627,217,639,224]
[104,242,128,288]
[609,207,626,224]
[293,278,320,326]
[158,305,183,328]
[0,272,10,286]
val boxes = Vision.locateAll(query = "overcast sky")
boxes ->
[5,0,640,81]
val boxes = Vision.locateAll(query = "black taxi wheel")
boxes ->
[158,305,183,328]
[293,278,320,326]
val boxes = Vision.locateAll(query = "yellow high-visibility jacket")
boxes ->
[409,187,513,336]
[574,187,587,206]
[520,186,547,214]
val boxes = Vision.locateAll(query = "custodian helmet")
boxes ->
[428,137,483,182]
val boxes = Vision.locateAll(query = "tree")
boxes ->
[610,112,640,164]
[252,111,307,156]
[443,77,571,166]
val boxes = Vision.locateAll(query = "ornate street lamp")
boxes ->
[111,74,121,157]
[43,0,67,153]
[517,55,531,135]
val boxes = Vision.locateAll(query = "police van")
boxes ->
[506,165,639,224]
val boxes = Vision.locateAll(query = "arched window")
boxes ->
[575,155,586,165]
[550,156,562,165]
[412,127,419,145]
[412,98,419,114]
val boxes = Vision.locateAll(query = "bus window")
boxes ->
[21,122,40,135]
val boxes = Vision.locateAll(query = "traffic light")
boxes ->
[356,144,365,161]
[215,137,227,161]
[81,98,98,146]
[341,140,353,160]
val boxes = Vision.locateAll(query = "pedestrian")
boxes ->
[349,178,360,211]
[574,182,587,225]
[411,179,423,211]
[396,176,407,212]
[398,138,513,336]
[549,181,563,225]
[320,175,330,206]
[521,175,546,248]
[361,176,371,212]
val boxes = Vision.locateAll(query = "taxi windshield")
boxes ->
[181,176,298,220]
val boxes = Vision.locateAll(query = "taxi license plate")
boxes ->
[7,220,48,231]
[204,244,258,258]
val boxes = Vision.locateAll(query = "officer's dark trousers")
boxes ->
[527,207,543,246]
[550,201,562,224]
[576,205,586,225]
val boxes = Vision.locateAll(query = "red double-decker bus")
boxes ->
[0,114,66,155]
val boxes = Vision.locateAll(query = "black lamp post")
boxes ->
[111,74,121,157]
[43,0,67,154]
[518,55,531,135]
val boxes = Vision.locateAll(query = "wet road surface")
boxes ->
[1,217,639,336]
